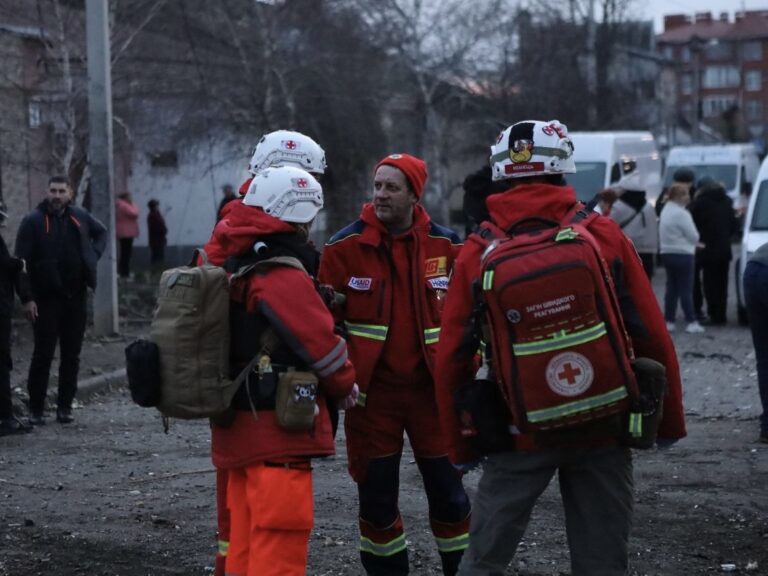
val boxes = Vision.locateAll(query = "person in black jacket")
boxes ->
[0,204,33,435]
[14,176,107,425]
[689,178,738,325]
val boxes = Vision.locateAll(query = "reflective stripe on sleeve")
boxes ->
[311,338,349,377]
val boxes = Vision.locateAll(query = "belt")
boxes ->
[263,461,312,471]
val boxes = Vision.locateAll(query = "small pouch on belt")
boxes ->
[275,371,319,431]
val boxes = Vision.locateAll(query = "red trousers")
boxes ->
[225,463,314,576]
[215,468,230,576]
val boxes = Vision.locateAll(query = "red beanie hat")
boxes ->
[374,153,428,199]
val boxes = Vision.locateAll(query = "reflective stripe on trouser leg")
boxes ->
[227,463,313,576]
[358,454,408,575]
[417,456,471,576]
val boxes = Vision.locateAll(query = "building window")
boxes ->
[681,46,691,63]
[702,95,737,118]
[745,100,763,120]
[680,74,693,96]
[702,66,740,89]
[745,70,762,92]
[741,41,763,62]
[704,40,733,61]
[662,45,673,60]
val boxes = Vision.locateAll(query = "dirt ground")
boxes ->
[1,267,767,576]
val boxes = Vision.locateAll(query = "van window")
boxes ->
[750,183,768,231]
[569,162,607,202]
[664,165,737,190]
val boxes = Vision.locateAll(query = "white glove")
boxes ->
[338,383,359,410]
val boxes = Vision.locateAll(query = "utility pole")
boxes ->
[86,0,118,335]
[585,0,598,128]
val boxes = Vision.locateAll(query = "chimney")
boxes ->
[695,12,713,24]
[735,11,744,23]
[719,12,729,23]
[664,14,690,31]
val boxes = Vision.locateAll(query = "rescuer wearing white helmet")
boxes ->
[434,119,686,576]
[208,165,358,576]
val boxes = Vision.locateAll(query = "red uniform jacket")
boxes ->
[435,183,687,465]
[318,204,462,398]
[207,201,356,469]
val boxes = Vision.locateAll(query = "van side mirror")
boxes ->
[741,181,752,196]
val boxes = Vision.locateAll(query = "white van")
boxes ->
[736,154,768,324]
[567,131,662,204]
[663,144,761,207]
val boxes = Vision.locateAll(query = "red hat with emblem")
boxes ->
[374,153,428,199]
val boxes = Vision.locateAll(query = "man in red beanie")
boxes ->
[319,153,471,575]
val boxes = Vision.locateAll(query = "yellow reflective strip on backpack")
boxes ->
[513,323,607,356]
[629,412,643,438]
[359,533,407,557]
[345,322,389,341]
[435,532,470,553]
[482,270,494,290]
[526,386,628,423]
[424,327,441,345]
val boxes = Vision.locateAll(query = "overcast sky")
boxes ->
[635,0,768,33]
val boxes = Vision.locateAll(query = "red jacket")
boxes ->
[318,203,462,398]
[435,183,687,464]
[208,201,356,469]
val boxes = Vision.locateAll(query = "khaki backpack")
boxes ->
[149,251,306,420]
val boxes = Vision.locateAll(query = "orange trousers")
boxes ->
[225,463,314,576]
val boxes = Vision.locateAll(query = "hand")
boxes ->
[23,300,38,323]
[338,383,359,410]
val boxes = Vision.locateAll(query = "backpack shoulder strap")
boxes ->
[230,255,307,283]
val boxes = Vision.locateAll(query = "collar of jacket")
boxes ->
[358,202,432,246]
[485,182,579,231]
[210,200,297,256]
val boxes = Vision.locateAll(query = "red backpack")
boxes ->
[474,205,639,433]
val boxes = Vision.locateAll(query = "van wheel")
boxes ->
[738,304,749,326]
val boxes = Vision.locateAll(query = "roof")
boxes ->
[657,11,768,44]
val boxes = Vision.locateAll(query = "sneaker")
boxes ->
[28,412,46,426]
[685,321,705,334]
[666,322,676,332]
[0,416,33,435]
[56,408,74,424]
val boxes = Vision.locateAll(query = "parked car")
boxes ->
[736,155,768,325]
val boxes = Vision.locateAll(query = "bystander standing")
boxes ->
[147,199,167,273]
[115,192,139,279]
[14,176,107,425]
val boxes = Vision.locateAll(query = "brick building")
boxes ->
[656,10,768,153]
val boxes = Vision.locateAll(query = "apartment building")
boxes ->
[656,10,768,152]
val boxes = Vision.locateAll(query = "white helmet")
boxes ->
[489,120,576,181]
[242,166,323,224]
[248,130,326,176]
